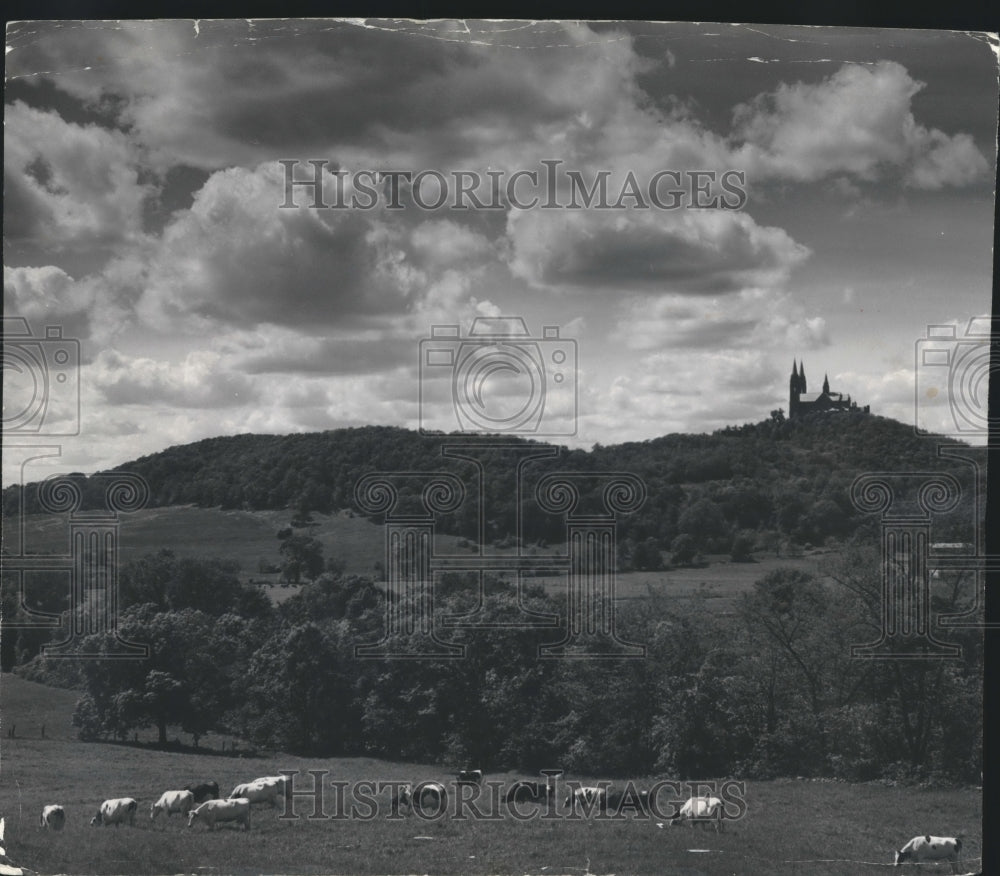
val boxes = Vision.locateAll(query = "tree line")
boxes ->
[11,543,982,785]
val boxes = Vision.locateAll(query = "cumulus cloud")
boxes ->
[4,266,95,342]
[4,260,145,347]
[507,208,810,294]
[731,61,989,188]
[591,348,784,438]
[135,163,430,333]
[4,101,153,251]
[6,21,657,175]
[410,220,495,269]
[91,349,260,408]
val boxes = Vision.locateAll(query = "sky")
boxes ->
[3,20,997,486]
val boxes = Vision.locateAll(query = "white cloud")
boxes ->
[4,101,153,251]
[590,348,782,439]
[135,163,427,333]
[3,266,94,341]
[731,61,989,188]
[3,260,145,347]
[91,349,261,408]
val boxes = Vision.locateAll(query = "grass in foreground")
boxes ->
[0,678,983,875]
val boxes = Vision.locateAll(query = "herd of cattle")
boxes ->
[39,777,276,833]
[33,769,972,872]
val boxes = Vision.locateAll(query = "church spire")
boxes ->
[799,361,806,393]
[823,373,830,394]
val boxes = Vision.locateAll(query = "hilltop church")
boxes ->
[788,360,870,419]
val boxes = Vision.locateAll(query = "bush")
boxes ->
[670,533,698,566]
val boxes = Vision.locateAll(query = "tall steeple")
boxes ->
[799,361,807,393]
[822,373,830,394]
[789,359,799,415]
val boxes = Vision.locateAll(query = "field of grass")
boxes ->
[7,505,826,614]
[533,553,828,614]
[5,507,389,580]
[0,676,983,876]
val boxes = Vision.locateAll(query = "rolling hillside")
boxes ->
[2,414,979,562]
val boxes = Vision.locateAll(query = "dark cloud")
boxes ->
[508,209,809,294]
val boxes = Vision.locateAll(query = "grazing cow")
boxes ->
[184,781,219,805]
[894,835,962,872]
[251,775,290,789]
[505,780,555,806]
[151,790,195,820]
[40,805,65,831]
[229,779,283,807]
[456,769,483,785]
[670,796,724,832]
[565,786,607,815]
[395,782,447,815]
[187,798,251,831]
[91,798,138,827]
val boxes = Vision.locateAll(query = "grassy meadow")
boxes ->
[0,676,983,876]
[7,505,826,614]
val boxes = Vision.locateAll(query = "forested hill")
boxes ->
[3,413,978,555]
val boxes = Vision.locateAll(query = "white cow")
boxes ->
[395,782,447,815]
[670,796,724,831]
[91,797,138,827]
[151,789,195,819]
[229,779,282,807]
[564,786,608,814]
[894,835,962,872]
[187,798,251,831]
[251,774,290,788]
[40,805,65,831]
[250,775,291,798]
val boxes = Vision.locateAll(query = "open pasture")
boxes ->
[0,677,982,875]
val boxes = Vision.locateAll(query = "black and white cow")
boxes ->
[670,796,724,832]
[894,835,962,873]
[91,798,138,827]
[40,805,65,831]
[394,782,447,816]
